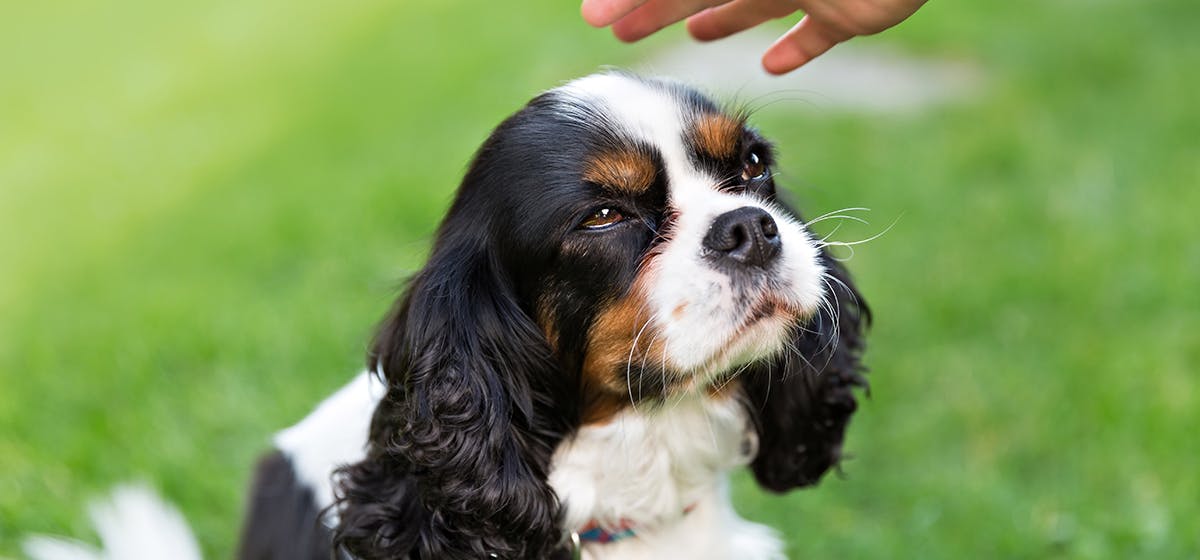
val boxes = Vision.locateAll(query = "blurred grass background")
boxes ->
[1,0,1197,558]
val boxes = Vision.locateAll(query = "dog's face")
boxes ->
[458,74,826,417]
[337,72,867,560]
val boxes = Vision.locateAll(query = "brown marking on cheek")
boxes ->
[535,296,559,353]
[582,149,657,194]
[692,113,743,160]
[671,303,688,320]
[579,391,629,426]
[580,282,665,424]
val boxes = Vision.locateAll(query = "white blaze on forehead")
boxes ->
[555,74,712,200]
[555,75,743,246]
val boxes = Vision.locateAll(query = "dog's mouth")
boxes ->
[742,298,785,329]
[671,295,806,390]
[735,287,814,334]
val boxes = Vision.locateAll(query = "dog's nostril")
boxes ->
[730,223,749,249]
[703,206,782,268]
[761,216,778,239]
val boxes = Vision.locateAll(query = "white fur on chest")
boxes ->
[548,394,785,560]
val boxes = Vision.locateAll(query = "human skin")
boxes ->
[581,0,928,74]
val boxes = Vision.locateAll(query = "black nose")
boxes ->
[703,206,781,268]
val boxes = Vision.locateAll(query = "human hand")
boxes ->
[581,0,928,74]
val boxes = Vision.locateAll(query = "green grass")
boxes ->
[2,0,1197,558]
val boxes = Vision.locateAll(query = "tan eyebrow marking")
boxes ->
[582,149,658,194]
[691,113,743,160]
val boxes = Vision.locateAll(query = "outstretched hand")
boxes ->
[581,0,927,75]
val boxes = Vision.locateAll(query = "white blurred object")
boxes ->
[23,484,202,560]
[637,29,983,113]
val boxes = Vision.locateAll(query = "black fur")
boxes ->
[333,253,577,559]
[332,97,590,559]
[237,451,341,560]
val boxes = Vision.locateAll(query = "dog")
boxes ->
[25,71,869,560]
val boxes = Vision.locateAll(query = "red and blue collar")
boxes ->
[575,518,639,544]
[570,502,699,553]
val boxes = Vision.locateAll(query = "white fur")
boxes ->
[556,74,825,379]
[23,485,202,560]
[549,393,784,560]
[273,370,385,523]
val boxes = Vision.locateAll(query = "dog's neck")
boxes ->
[548,391,756,533]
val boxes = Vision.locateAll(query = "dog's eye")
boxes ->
[580,208,625,230]
[742,150,768,182]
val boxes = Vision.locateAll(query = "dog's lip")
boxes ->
[744,299,780,326]
[670,291,810,383]
[665,297,802,393]
[737,295,801,331]
[713,297,798,361]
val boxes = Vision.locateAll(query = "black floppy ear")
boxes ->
[333,238,575,559]
[741,250,870,492]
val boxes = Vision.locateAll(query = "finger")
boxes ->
[610,0,730,42]
[686,0,798,42]
[581,0,651,27]
[761,16,849,75]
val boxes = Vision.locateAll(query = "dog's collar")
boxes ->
[575,518,638,544]
[568,503,698,557]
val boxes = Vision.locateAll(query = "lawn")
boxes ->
[1,0,1197,558]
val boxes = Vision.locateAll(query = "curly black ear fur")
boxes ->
[333,238,576,559]
[742,248,870,492]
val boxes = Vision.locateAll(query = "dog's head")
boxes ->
[335,72,869,559]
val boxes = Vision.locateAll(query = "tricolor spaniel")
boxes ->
[71,72,870,560]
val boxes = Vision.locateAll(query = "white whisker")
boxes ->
[818,215,901,249]
[626,315,655,411]
[805,207,871,226]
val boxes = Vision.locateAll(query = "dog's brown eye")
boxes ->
[580,208,625,229]
[742,151,768,182]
